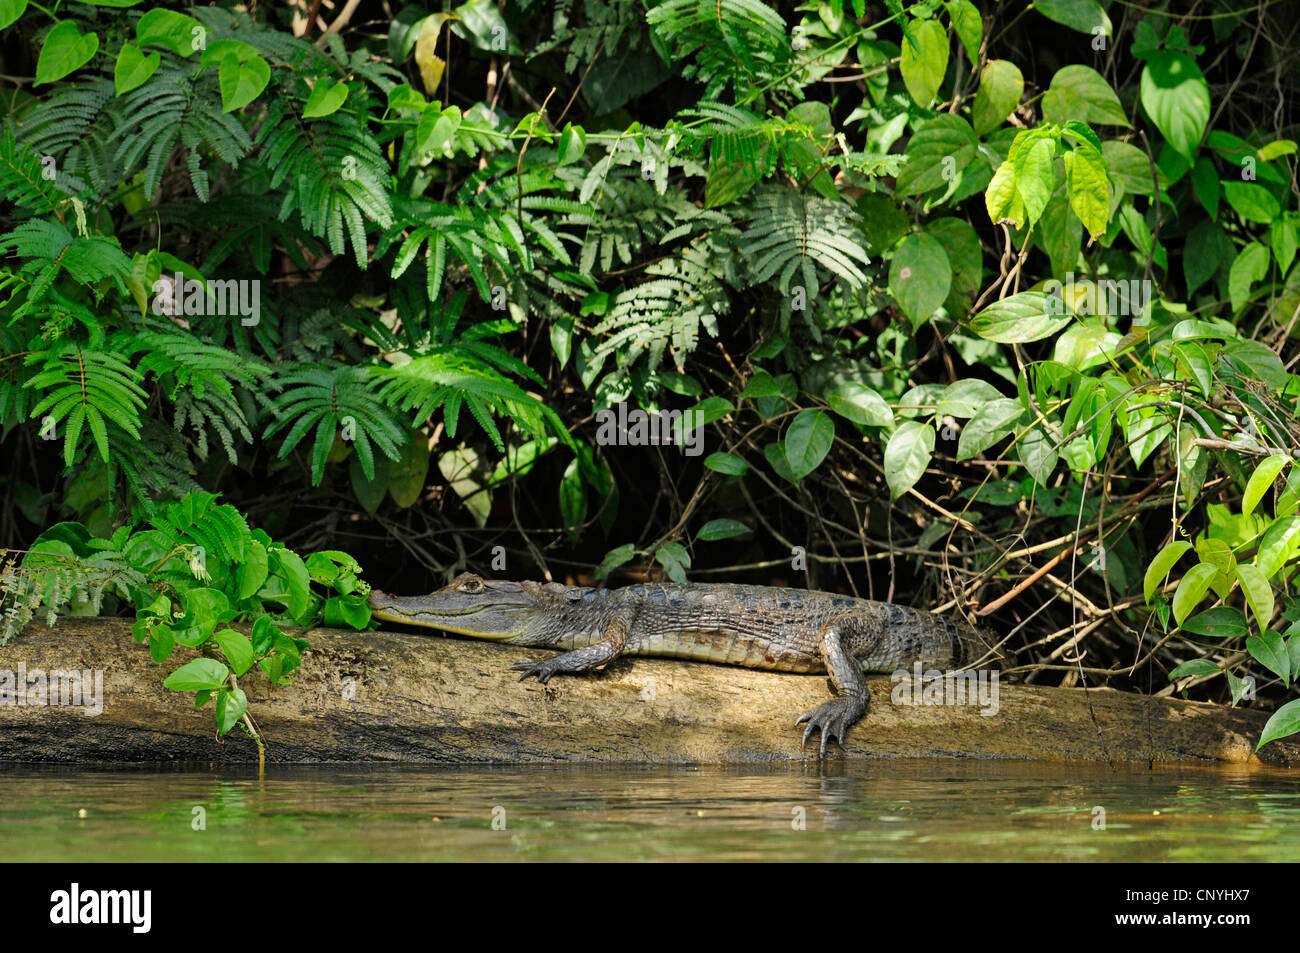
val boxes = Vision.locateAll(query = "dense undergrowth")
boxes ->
[2,0,1300,750]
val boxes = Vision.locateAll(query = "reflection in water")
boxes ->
[2,760,1298,861]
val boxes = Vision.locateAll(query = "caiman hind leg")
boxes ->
[797,622,870,757]
[509,617,630,684]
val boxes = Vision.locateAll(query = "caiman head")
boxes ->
[368,573,547,641]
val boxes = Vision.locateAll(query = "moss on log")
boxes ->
[0,618,1296,766]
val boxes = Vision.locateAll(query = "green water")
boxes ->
[3,760,1298,861]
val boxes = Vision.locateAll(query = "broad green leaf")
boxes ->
[1246,630,1289,684]
[884,421,934,498]
[935,379,1004,418]
[1190,157,1219,216]
[323,594,372,629]
[1257,516,1300,578]
[136,8,203,56]
[1181,607,1248,640]
[0,0,26,31]
[1169,658,1220,679]
[1140,51,1210,160]
[215,686,248,736]
[1036,0,1111,35]
[1236,563,1275,631]
[895,115,979,196]
[303,80,349,119]
[968,291,1070,343]
[559,458,586,531]
[1012,133,1056,225]
[114,42,159,95]
[899,18,949,107]
[784,409,835,480]
[35,21,99,86]
[148,626,175,664]
[213,629,255,676]
[387,434,430,508]
[163,658,230,692]
[1228,241,1269,314]
[1041,65,1129,127]
[945,0,981,67]
[558,123,587,166]
[889,234,951,328]
[218,53,270,112]
[654,541,690,583]
[985,156,1025,227]
[1259,139,1298,161]
[1272,216,1298,274]
[704,452,749,476]
[1223,181,1280,223]
[697,519,752,541]
[1243,453,1289,518]
[972,60,1023,135]
[1019,424,1058,486]
[1172,562,1217,625]
[1258,698,1300,750]
[595,543,636,581]
[1063,142,1110,240]
[1144,540,1192,604]
[826,381,893,428]
[957,398,1023,460]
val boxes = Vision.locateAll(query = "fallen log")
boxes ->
[0,618,1296,766]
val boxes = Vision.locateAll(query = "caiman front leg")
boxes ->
[509,617,630,685]
[797,621,870,757]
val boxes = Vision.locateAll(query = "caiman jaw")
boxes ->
[368,573,539,641]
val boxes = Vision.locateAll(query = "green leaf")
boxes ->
[1041,65,1129,127]
[1243,454,1289,518]
[968,291,1070,343]
[784,410,835,481]
[218,53,271,113]
[1012,133,1056,226]
[1035,0,1111,35]
[1144,540,1192,604]
[0,0,27,31]
[697,519,752,541]
[889,234,951,328]
[1222,181,1280,224]
[303,80,349,119]
[595,543,636,581]
[213,629,255,676]
[1063,141,1111,240]
[1019,424,1058,486]
[1169,658,1220,679]
[899,17,949,107]
[884,421,934,499]
[826,381,893,428]
[1257,516,1300,578]
[957,398,1023,461]
[1140,51,1210,160]
[148,626,175,664]
[1257,698,1300,750]
[984,158,1025,228]
[163,658,230,692]
[1181,607,1248,640]
[559,458,586,531]
[324,594,372,629]
[972,60,1024,135]
[558,123,587,166]
[1236,563,1275,631]
[1228,241,1269,314]
[114,42,159,95]
[136,8,203,56]
[945,0,981,67]
[215,686,248,736]
[895,115,979,197]
[1172,562,1217,625]
[654,541,690,584]
[704,452,749,476]
[35,21,99,86]
[1247,629,1289,683]
[387,434,430,508]
[1190,157,1219,216]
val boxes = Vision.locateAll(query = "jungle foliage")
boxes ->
[2,0,1300,749]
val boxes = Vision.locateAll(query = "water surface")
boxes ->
[3,760,1297,861]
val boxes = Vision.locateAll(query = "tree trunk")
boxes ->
[0,618,1295,766]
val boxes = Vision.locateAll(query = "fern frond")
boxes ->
[24,341,147,467]
[737,185,872,294]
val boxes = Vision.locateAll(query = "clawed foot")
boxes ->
[797,697,866,758]
[509,657,563,684]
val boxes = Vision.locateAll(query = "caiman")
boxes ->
[368,574,1004,756]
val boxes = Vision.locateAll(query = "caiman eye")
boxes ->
[459,577,484,593]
